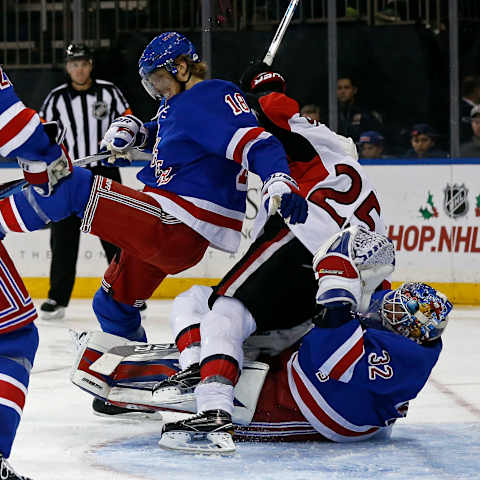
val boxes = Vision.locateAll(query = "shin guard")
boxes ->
[200,297,256,386]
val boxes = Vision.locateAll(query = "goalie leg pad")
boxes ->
[71,331,269,425]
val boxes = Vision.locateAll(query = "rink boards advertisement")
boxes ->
[0,159,478,303]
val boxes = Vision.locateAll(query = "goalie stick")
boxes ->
[0,149,153,199]
[263,0,300,66]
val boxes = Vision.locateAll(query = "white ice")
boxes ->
[9,300,480,480]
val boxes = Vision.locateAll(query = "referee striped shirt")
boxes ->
[39,79,132,164]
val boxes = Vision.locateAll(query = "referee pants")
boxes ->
[47,165,121,307]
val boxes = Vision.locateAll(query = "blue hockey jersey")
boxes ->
[137,79,289,253]
[287,306,442,442]
[0,66,61,162]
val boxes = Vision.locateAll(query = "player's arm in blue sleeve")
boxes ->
[182,81,290,182]
[142,120,158,153]
[0,66,61,163]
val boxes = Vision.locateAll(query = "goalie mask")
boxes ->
[381,282,452,343]
[138,32,200,100]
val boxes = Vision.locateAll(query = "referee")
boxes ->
[39,43,130,320]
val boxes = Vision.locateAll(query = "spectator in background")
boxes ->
[300,104,322,123]
[405,124,447,159]
[357,130,386,159]
[460,76,480,143]
[38,43,129,320]
[460,105,480,158]
[337,76,383,142]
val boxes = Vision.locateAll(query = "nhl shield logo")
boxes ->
[92,100,108,119]
[443,183,469,218]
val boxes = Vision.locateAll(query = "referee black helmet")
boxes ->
[65,42,92,62]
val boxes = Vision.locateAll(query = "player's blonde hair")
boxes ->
[177,54,208,80]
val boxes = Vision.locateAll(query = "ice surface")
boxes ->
[9,300,480,480]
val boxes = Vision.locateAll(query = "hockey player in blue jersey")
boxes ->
[150,65,386,435]
[156,226,451,452]
[0,33,307,418]
[0,65,74,480]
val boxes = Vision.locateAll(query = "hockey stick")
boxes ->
[0,149,152,199]
[263,0,300,66]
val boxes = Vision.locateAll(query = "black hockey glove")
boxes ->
[239,61,286,95]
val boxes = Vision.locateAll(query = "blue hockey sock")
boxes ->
[0,324,38,458]
[93,288,147,342]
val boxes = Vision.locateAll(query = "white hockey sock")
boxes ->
[195,381,234,415]
[200,296,256,371]
[179,345,201,370]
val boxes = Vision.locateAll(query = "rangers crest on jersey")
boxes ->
[443,183,468,218]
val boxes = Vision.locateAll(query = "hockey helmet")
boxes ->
[65,42,92,62]
[138,32,199,78]
[138,32,200,100]
[381,282,452,343]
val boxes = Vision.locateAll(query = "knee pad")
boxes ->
[171,285,212,350]
[171,286,212,369]
[92,288,146,342]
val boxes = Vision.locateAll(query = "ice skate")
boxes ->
[39,299,65,320]
[152,362,201,404]
[158,409,235,454]
[0,455,32,480]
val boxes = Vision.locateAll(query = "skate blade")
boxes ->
[92,409,163,421]
[39,308,65,321]
[152,387,196,405]
[158,431,236,455]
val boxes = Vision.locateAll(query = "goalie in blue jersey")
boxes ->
[154,225,452,452]
[70,225,452,454]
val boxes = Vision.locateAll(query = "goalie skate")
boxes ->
[91,397,161,420]
[152,362,201,404]
[158,409,235,455]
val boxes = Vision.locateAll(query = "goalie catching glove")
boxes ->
[262,172,308,224]
[17,121,72,196]
[313,225,395,312]
[100,114,148,166]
